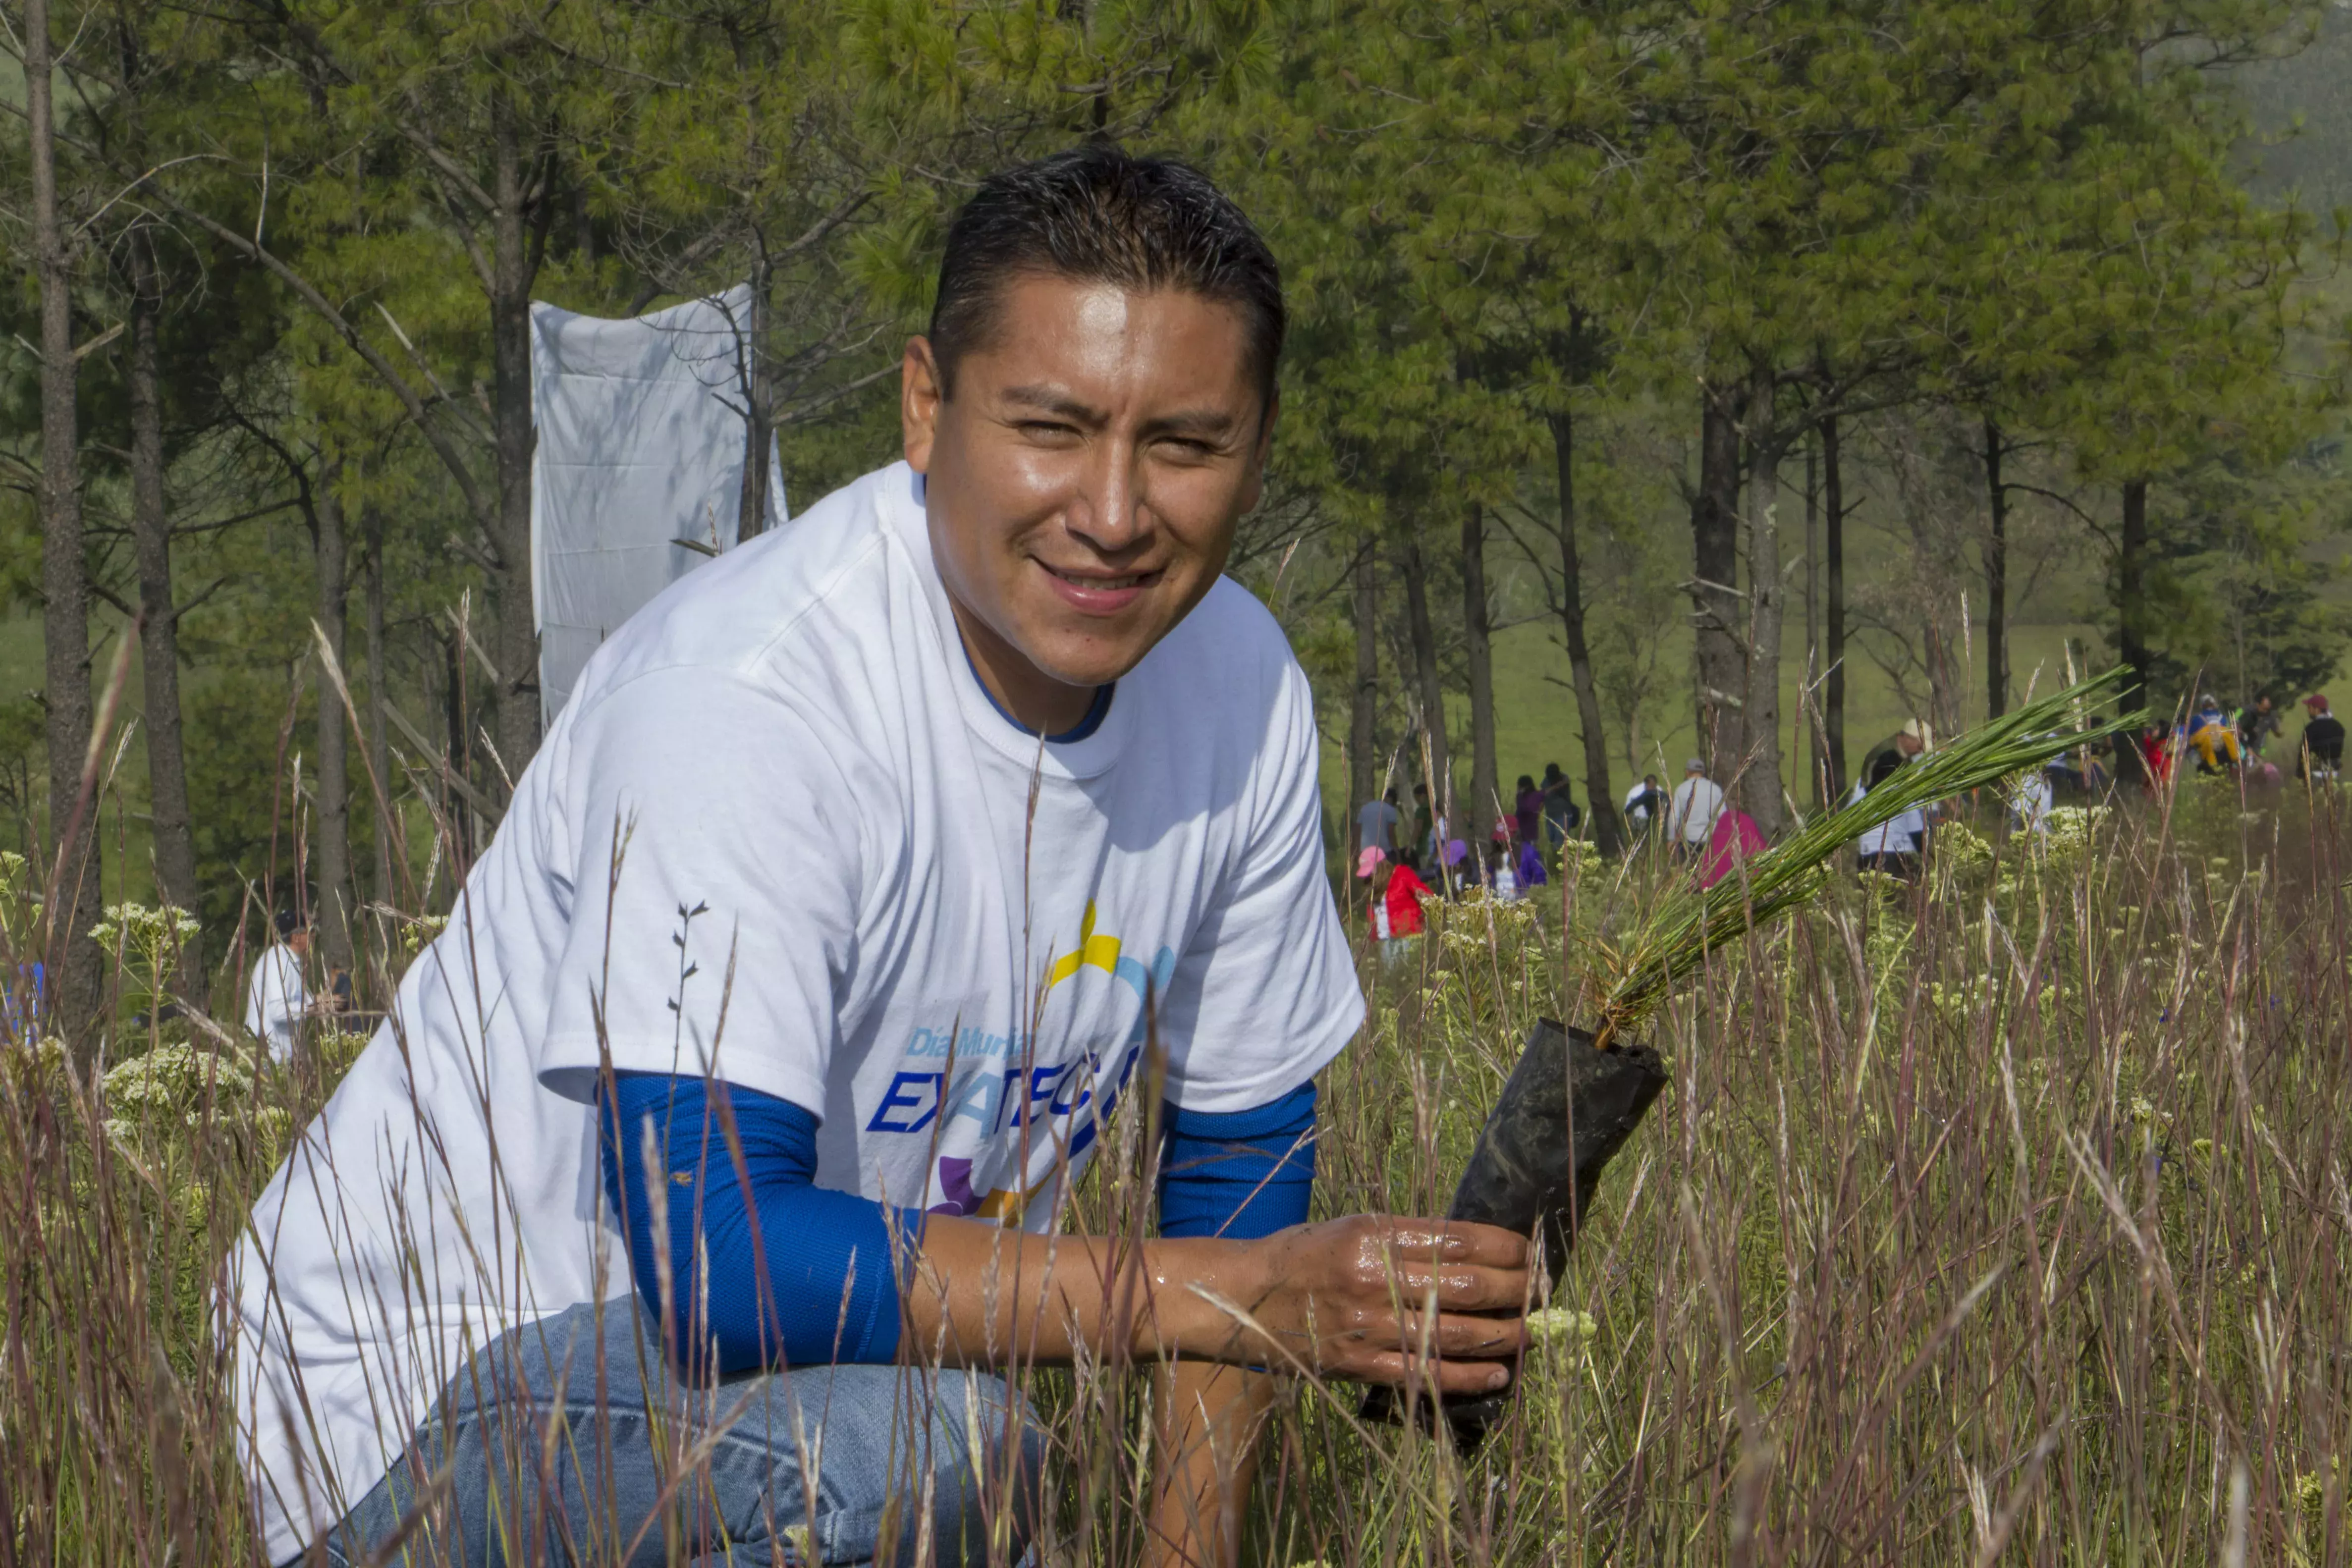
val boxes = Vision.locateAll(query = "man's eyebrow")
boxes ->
[998,384,1106,423]
[996,385,1244,440]
[1144,407,1245,439]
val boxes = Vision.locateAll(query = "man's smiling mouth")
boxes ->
[1042,564,1160,591]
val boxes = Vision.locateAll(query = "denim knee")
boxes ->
[318,1300,1044,1567]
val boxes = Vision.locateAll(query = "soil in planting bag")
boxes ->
[1362,1017,1667,1449]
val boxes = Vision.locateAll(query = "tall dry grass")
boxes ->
[4,766,2349,1566]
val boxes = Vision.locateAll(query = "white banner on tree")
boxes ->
[528,285,787,724]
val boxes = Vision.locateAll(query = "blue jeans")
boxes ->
[319,1297,1041,1567]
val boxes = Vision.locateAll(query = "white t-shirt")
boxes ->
[229,462,1364,1562]
[241,944,307,1063]
[1851,781,1927,856]
[1357,798,1400,854]
[2009,772,2055,834]
[1668,776,1725,845]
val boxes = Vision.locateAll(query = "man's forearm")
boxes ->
[900,1213,1534,1398]
[1148,1360,1272,1568]
[900,1214,1260,1369]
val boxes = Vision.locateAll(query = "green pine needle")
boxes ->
[1589,668,2142,1048]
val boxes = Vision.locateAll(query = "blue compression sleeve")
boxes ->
[599,1073,926,1373]
[1157,1081,1318,1240]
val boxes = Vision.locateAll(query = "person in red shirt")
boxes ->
[1356,846,1432,967]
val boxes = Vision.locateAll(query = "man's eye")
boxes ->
[1019,421,1079,440]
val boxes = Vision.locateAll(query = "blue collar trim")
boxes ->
[963,645,1114,744]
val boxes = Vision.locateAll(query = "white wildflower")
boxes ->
[1527,1306,1600,1347]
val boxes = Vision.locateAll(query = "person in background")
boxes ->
[2300,694,2344,781]
[2137,722,2175,786]
[1667,758,1726,861]
[1439,837,1471,896]
[1411,781,1436,862]
[1697,805,1767,891]
[2008,764,2055,836]
[1860,718,1930,785]
[1515,834,1548,893]
[1623,773,1667,837]
[1539,764,1581,845]
[1357,786,1401,859]
[1,960,44,1046]
[1514,774,1544,845]
[1853,748,1926,880]
[243,909,313,1064]
[1358,846,1431,968]
[2071,717,2113,795]
[2187,694,2241,775]
[2237,693,2281,759]
[1478,823,1524,900]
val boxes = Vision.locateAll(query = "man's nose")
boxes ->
[1066,438,1149,552]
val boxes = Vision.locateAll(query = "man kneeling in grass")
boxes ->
[232,145,1532,1568]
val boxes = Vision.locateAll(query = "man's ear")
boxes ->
[1236,391,1279,515]
[902,336,945,473]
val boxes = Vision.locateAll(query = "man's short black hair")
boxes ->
[929,144,1285,410]
[274,908,303,940]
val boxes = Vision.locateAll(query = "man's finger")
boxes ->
[1372,1261,1532,1313]
[1351,1349,1521,1396]
[1371,1219,1531,1267]
[1391,1310,1529,1359]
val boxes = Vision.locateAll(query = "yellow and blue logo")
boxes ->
[863,902,1175,1222]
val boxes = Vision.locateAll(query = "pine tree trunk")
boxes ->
[1693,392,1745,774]
[488,97,543,780]
[737,259,774,541]
[1985,419,2010,720]
[1804,434,1822,810]
[127,233,203,981]
[366,507,391,908]
[1397,529,1453,837]
[1461,503,1500,848]
[1349,546,1378,856]
[314,476,353,971]
[1547,410,1621,853]
[1741,371,1784,836]
[441,630,476,867]
[27,0,101,1037]
[1822,412,1848,801]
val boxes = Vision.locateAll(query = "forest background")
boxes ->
[4,0,2352,1031]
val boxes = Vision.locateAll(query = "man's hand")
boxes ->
[907,1212,1532,1390]
[1212,1217,1532,1393]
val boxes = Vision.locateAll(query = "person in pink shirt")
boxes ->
[1697,807,1768,890]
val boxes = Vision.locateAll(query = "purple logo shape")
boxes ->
[930,1156,983,1217]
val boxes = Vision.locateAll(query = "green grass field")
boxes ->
[7,766,2350,1564]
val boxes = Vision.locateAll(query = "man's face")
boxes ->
[902,274,1272,723]
[1897,733,1922,757]
[288,929,312,957]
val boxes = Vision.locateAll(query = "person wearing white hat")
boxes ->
[1667,758,1726,857]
